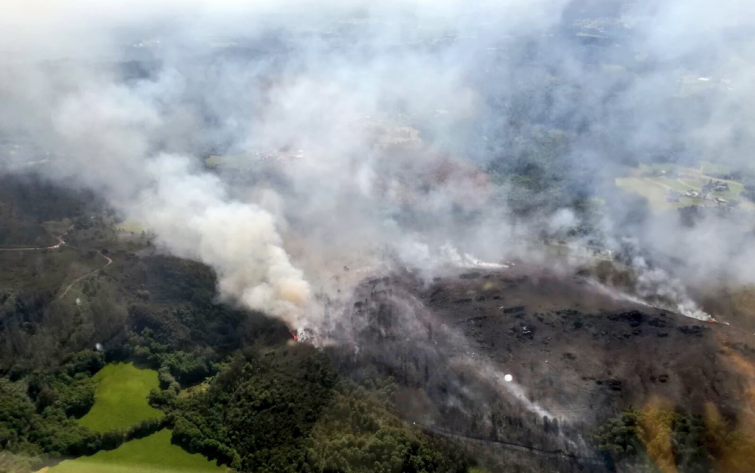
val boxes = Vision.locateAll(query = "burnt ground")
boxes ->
[328,265,755,473]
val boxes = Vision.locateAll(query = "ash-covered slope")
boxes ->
[329,266,755,473]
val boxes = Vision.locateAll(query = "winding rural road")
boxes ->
[0,222,114,299]
[407,419,604,464]
[1,197,155,300]
[58,250,113,299]
[0,224,74,251]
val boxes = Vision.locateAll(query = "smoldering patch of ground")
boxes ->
[326,264,755,473]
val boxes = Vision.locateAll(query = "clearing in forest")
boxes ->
[78,362,163,432]
[615,162,752,211]
[49,429,224,473]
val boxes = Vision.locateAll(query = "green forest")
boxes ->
[0,177,472,473]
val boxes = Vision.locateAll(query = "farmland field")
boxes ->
[49,429,224,473]
[700,160,732,176]
[78,363,163,432]
[115,220,145,233]
[615,176,695,210]
[615,162,753,211]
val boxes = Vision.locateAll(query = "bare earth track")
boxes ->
[0,225,73,251]
[0,222,113,299]
[58,250,113,299]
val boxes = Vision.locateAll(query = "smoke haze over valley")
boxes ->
[2,2,755,472]
[3,0,755,331]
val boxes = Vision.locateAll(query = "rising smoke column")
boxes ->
[136,155,312,328]
[2,0,755,331]
[1,58,316,329]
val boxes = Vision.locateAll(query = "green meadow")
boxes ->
[49,429,224,473]
[78,362,163,432]
[615,162,753,211]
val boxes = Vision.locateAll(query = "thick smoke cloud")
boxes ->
[139,155,311,328]
[1,0,754,331]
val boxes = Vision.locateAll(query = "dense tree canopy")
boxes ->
[156,347,469,473]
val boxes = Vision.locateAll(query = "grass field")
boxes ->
[616,162,753,211]
[700,160,732,176]
[49,429,225,473]
[615,176,692,210]
[78,363,163,433]
[115,220,145,233]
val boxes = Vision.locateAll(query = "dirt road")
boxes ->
[0,224,73,251]
[58,250,113,299]
[0,221,114,299]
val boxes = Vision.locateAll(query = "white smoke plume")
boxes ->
[138,155,312,328]
[631,257,713,322]
[587,260,714,322]
[1,0,755,331]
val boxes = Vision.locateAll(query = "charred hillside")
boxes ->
[328,266,755,473]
